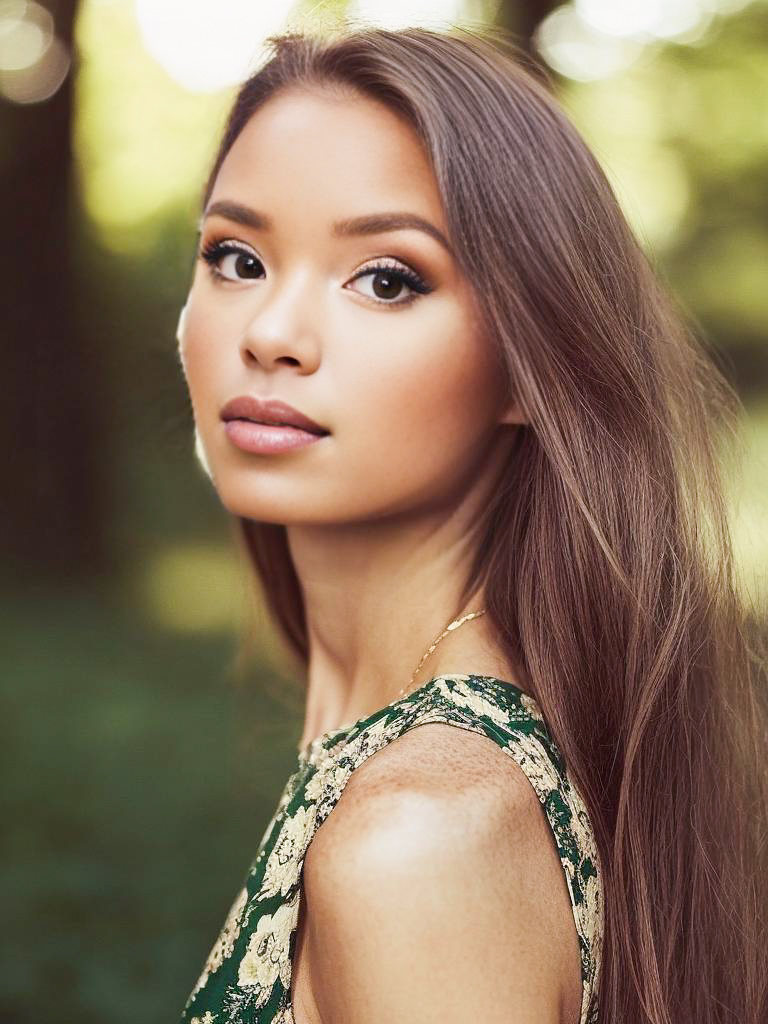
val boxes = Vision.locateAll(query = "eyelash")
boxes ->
[198,237,433,308]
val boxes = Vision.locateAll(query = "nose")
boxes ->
[239,270,322,374]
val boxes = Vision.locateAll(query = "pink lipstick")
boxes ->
[220,396,330,455]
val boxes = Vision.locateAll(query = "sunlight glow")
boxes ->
[538,0,758,80]
[536,7,646,82]
[134,0,295,92]
[348,0,466,30]
[75,0,233,248]
[142,542,245,633]
[729,401,768,612]
[575,0,714,40]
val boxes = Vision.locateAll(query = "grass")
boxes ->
[1,582,301,1024]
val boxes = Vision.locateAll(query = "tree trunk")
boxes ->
[494,0,559,77]
[1,0,107,583]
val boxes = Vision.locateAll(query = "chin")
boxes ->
[211,481,307,525]
[216,492,288,524]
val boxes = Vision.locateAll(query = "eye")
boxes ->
[347,258,432,307]
[199,238,264,282]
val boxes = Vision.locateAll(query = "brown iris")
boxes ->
[371,271,403,300]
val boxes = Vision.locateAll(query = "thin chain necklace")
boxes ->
[394,608,487,702]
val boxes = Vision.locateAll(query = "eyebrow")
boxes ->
[201,199,453,256]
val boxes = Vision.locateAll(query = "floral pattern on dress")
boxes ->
[180,674,604,1024]
[237,893,298,993]
[257,805,317,900]
[185,885,249,1005]
[500,718,604,1024]
[431,674,513,727]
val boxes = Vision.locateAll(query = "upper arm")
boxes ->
[300,729,579,1024]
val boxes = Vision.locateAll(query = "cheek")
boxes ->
[340,320,500,493]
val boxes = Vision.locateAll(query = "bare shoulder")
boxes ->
[302,722,583,1024]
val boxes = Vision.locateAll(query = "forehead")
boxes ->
[209,85,445,226]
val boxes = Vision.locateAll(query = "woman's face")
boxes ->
[179,85,522,525]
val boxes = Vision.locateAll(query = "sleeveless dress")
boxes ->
[179,673,604,1024]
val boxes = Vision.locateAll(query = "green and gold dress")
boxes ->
[180,673,603,1024]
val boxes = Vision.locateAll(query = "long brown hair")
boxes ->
[196,24,768,1023]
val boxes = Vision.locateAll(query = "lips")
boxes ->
[220,396,329,436]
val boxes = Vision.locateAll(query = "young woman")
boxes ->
[174,24,767,1024]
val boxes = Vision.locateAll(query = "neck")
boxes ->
[287,499,515,746]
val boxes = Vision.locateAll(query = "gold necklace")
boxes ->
[394,608,487,702]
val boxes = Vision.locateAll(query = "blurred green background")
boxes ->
[2,0,767,1020]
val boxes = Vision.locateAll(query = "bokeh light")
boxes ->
[141,541,245,633]
[348,0,466,29]
[535,0,759,83]
[575,0,714,41]
[134,0,295,93]
[0,0,52,69]
[0,0,70,103]
[535,6,647,81]
[74,0,234,248]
